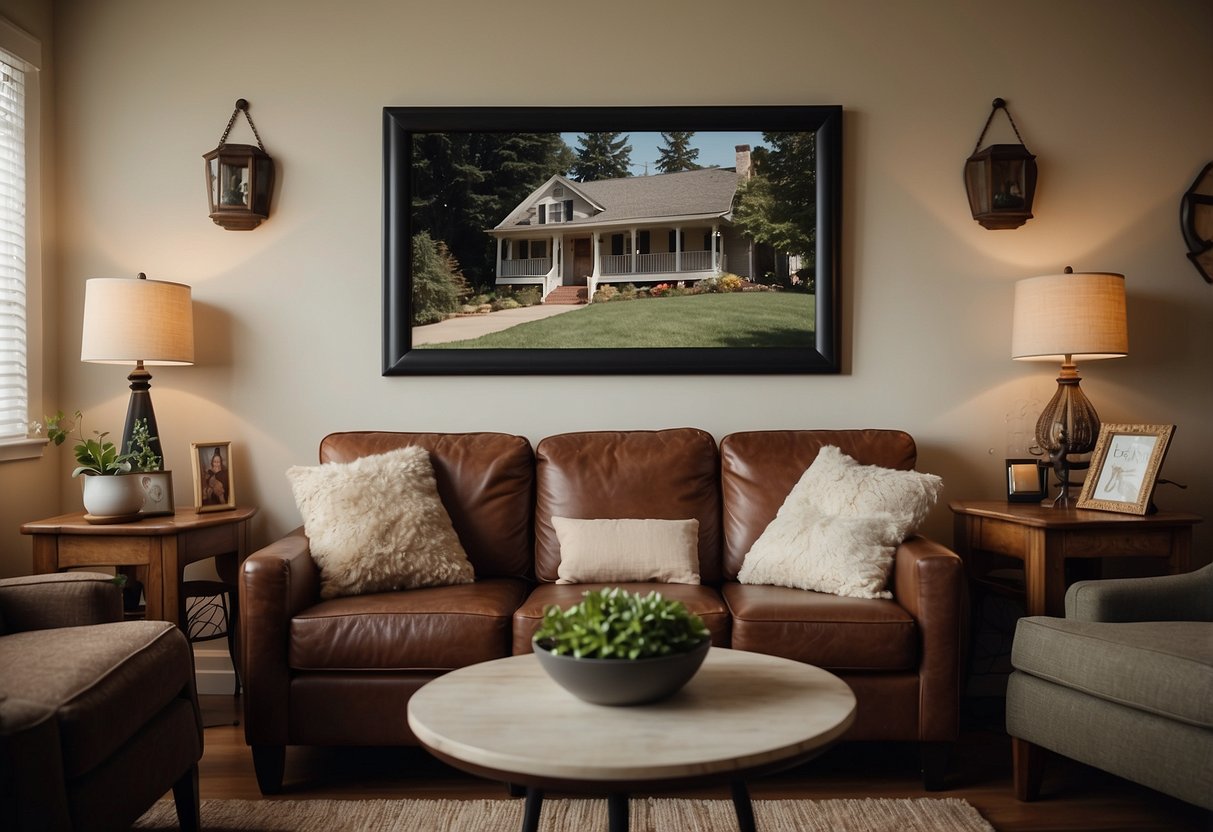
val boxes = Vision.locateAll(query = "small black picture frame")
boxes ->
[1006,458,1048,503]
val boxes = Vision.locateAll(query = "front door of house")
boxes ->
[571,238,592,285]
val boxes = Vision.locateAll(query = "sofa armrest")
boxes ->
[0,573,122,633]
[892,535,964,741]
[239,527,320,745]
[1065,563,1213,623]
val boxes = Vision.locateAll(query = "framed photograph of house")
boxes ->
[383,105,841,375]
[191,441,236,513]
[137,471,174,516]
[1076,424,1175,515]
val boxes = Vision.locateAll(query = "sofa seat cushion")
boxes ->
[0,620,193,778]
[289,578,530,671]
[1011,616,1213,728]
[723,582,918,671]
[512,582,731,654]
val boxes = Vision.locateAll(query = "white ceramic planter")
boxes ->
[81,474,145,518]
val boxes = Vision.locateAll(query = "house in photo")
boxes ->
[488,147,762,302]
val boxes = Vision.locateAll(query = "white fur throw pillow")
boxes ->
[286,446,474,599]
[553,517,700,585]
[795,445,942,535]
[737,446,943,599]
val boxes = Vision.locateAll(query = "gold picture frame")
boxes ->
[191,441,236,513]
[1076,424,1175,515]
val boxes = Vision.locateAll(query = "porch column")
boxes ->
[675,226,682,272]
[712,224,720,274]
[631,227,638,274]
[592,233,602,278]
[496,237,503,277]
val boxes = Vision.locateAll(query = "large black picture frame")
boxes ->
[383,105,842,375]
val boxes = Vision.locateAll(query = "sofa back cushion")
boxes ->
[534,429,722,584]
[319,432,535,580]
[719,430,918,580]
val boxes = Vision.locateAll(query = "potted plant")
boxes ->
[44,410,144,521]
[531,587,711,706]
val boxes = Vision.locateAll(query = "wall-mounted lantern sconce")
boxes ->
[203,99,274,230]
[964,98,1037,230]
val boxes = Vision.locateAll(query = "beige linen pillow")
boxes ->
[286,446,474,599]
[737,446,943,599]
[552,517,700,585]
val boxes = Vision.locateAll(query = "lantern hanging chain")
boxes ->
[217,100,267,152]
[972,99,1028,154]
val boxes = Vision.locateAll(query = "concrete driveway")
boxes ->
[411,303,585,346]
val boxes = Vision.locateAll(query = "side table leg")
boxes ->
[607,793,629,832]
[731,780,756,832]
[521,787,544,832]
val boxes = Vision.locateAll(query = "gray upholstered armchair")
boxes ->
[0,572,203,831]
[1007,564,1213,810]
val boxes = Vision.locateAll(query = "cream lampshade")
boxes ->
[1011,267,1128,505]
[81,273,195,464]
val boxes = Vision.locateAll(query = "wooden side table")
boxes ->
[950,500,1201,617]
[21,506,257,628]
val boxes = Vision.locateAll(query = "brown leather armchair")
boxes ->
[0,572,202,832]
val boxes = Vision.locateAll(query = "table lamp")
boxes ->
[1011,267,1128,506]
[80,273,195,464]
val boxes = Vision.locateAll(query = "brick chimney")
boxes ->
[735,144,752,180]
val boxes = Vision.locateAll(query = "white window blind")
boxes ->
[0,48,27,442]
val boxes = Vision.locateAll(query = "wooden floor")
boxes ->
[195,696,1211,831]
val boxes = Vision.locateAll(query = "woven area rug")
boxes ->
[134,796,995,831]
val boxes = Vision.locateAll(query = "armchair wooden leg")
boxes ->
[921,742,951,791]
[251,744,286,795]
[1012,736,1045,801]
[172,763,200,832]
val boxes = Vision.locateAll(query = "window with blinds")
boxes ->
[0,49,26,442]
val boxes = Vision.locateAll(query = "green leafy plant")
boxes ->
[126,417,161,472]
[533,587,710,660]
[43,409,133,477]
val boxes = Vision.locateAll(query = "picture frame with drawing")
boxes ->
[138,471,174,516]
[191,441,236,513]
[1076,424,1175,515]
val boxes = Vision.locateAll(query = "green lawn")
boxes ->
[420,292,816,349]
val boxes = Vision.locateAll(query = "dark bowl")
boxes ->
[532,638,711,706]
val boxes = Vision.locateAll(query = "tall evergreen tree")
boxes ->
[411,132,573,288]
[655,131,700,173]
[570,132,632,182]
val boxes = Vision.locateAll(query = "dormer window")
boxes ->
[537,198,573,225]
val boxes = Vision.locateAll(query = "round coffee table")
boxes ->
[407,647,856,832]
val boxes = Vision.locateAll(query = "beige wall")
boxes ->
[3,0,1211,575]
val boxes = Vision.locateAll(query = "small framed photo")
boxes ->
[1005,458,1048,503]
[138,471,175,516]
[191,441,237,513]
[1076,424,1175,515]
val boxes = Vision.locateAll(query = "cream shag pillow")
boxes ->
[737,446,943,599]
[552,517,700,585]
[286,446,474,599]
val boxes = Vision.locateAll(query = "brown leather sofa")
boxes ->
[241,428,963,793]
[0,572,202,832]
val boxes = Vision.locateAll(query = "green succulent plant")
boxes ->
[43,409,133,476]
[533,587,710,660]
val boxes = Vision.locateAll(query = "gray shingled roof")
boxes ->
[497,168,739,230]
[575,168,739,222]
